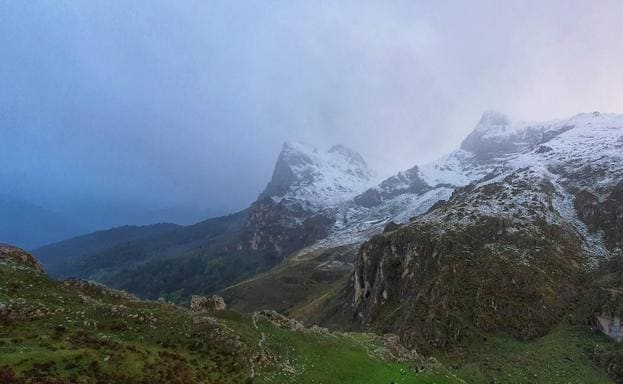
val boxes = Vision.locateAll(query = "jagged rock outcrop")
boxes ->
[0,244,44,273]
[354,165,430,208]
[191,295,227,312]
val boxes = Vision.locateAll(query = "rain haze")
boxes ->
[2,0,623,246]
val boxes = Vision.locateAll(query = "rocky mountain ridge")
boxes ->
[297,112,623,255]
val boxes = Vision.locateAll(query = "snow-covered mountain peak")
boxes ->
[473,111,512,135]
[461,112,572,158]
[261,141,375,209]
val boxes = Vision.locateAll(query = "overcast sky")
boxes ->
[2,0,623,227]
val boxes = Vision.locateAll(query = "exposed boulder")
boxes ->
[596,314,623,341]
[0,244,44,273]
[190,295,226,312]
[370,333,421,363]
[0,299,49,323]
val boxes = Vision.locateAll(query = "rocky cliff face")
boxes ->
[244,197,334,259]
[354,165,430,208]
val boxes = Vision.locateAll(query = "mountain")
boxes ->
[35,112,623,345]
[222,113,623,355]
[36,143,375,302]
[34,223,181,266]
[244,142,375,261]
[0,195,87,249]
[41,111,617,317]
[284,112,622,254]
[219,112,621,321]
[286,112,623,351]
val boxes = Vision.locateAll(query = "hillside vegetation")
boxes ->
[0,245,462,384]
[3,245,623,383]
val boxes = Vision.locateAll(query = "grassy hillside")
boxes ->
[37,210,248,280]
[439,324,618,384]
[221,245,356,314]
[0,249,462,384]
[3,246,623,383]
